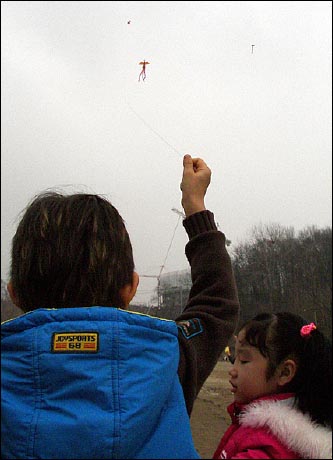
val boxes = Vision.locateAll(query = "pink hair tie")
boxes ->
[300,322,317,338]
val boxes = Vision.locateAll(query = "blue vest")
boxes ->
[1,307,200,459]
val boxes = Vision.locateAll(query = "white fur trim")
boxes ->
[239,398,332,459]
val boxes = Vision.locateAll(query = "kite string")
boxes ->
[125,97,183,284]
[159,214,182,278]
[125,100,183,158]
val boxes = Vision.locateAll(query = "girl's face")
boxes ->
[229,329,280,405]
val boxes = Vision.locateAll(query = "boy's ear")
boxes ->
[119,272,139,309]
[7,281,19,307]
[277,359,297,387]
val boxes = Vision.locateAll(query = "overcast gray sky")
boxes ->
[1,1,332,305]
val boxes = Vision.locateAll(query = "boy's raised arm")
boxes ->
[176,154,240,415]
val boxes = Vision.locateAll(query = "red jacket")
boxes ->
[213,394,332,459]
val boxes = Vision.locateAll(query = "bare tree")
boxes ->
[232,225,332,338]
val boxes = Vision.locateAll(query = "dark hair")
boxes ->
[10,192,134,311]
[240,312,332,428]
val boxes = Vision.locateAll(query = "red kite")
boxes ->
[138,60,150,81]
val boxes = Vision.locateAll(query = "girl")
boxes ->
[213,312,332,459]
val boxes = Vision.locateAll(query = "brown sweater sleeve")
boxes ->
[176,210,240,415]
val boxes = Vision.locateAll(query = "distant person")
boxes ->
[213,312,332,459]
[1,154,240,459]
[224,336,236,364]
[224,345,231,361]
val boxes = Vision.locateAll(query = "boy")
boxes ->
[1,155,239,459]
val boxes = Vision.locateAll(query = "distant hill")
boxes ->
[1,279,9,300]
[1,279,23,322]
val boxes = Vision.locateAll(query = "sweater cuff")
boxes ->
[182,210,218,239]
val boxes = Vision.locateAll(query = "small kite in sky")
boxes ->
[127,20,131,24]
[252,45,255,53]
[138,60,150,82]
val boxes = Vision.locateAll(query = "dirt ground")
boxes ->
[190,360,234,458]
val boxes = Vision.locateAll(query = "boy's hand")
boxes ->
[180,154,211,217]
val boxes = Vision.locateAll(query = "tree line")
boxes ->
[232,224,332,338]
[147,224,332,340]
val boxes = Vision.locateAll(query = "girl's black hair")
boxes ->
[240,312,332,428]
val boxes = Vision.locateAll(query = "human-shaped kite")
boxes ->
[138,60,150,82]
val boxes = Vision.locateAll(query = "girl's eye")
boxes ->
[239,360,249,364]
